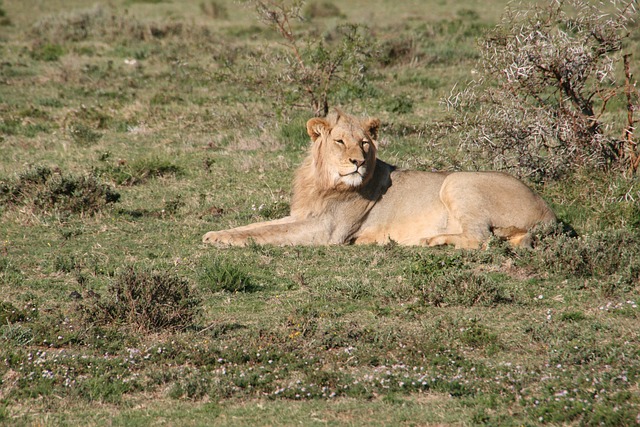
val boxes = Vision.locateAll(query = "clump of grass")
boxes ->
[0,118,20,136]
[560,311,586,322]
[68,122,102,145]
[0,166,120,216]
[303,1,344,20]
[0,1,11,26]
[199,258,258,293]
[30,43,64,61]
[79,266,200,332]
[0,301,27,324]
[0,258,23,286]
[377,37,416,68]
[381,94,414,114]
[243,0,375,115]
[458,319,499,348]
[0,323,34,346]
[279,114,311,152]
[95,157,182,186]
[200,1,229,19]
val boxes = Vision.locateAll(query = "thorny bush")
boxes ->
[446,0,639,181]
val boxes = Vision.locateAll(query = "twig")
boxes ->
[623,54,639,174]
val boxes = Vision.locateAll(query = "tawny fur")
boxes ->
[202,110,557,249]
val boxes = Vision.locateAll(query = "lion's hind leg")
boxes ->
[421,233,483,249]
[424,226,532,249]
[492,226,532,248]
[420,211,490,249]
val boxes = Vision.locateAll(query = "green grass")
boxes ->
[1,0,639,425]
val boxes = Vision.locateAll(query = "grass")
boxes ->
[1,0,639,425]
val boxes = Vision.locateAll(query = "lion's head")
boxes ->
[305,109,380,191]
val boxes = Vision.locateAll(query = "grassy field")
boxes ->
[1,0,639,425]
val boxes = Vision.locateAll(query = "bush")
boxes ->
[446,0,638,181]
[80,267,200,332]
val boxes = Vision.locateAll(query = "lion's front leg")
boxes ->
[202,216,330,246]
[202,229,255,246]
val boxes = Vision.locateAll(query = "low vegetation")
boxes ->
[0,0,638,425]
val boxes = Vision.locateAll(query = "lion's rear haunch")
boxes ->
[202,110,557,248]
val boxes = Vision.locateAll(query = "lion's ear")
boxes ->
[307,118,330,141]
[365,118,380,140]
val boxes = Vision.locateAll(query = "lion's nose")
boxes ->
[350,158,365,168]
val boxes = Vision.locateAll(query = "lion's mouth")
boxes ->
[338,167,367,187]
[340,166,366,178]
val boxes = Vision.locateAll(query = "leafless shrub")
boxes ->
[446,0,639,181]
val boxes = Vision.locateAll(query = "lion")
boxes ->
[202,110,557,249]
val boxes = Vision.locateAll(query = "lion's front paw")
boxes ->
[202,231,249,246]
[202,231,229,245]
